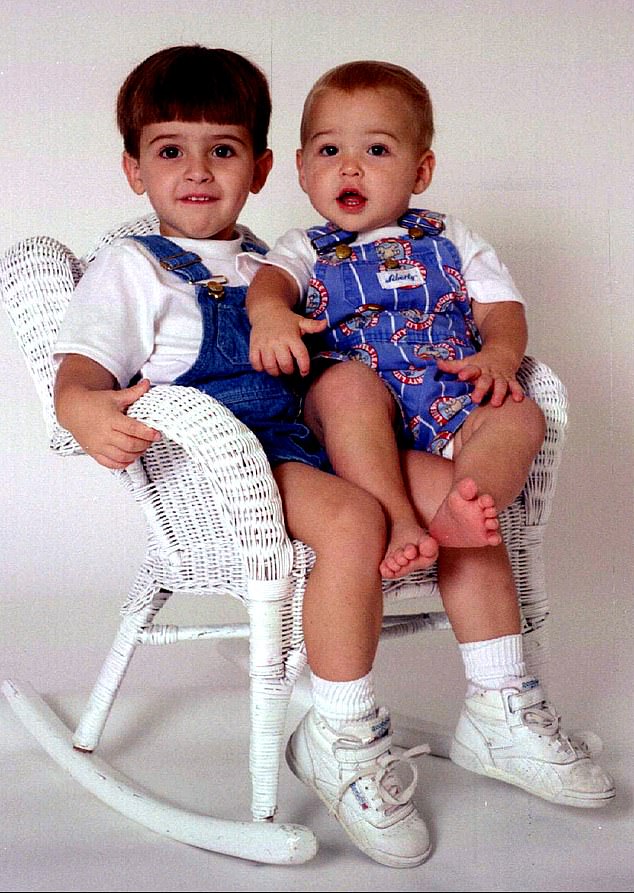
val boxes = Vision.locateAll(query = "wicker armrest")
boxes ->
[0,236,85,455]
[516,356,569,527]
[126,384,294,582]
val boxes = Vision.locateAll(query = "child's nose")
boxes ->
[339,152,362,176]
[186,155,214,182]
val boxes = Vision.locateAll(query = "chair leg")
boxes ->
[73,589,169,751]
[246,578,299,822]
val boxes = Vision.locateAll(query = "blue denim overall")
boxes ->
[131,235,328,469]
[304,209,481,454]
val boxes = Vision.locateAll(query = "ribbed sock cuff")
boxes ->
[311,670,377,726]
[459,633,528,689]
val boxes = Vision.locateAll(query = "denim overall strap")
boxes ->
[130,235,212,283]
[308,226,358,256]
[128,235,327,470]
[398,209,446,238]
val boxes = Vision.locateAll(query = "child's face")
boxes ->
[297,87,435,232]
[123,121,272,240]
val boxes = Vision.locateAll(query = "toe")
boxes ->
[402,542,419,560]
[456,478,478,500]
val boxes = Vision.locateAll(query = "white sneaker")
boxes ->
[450,679,616,807]
[286,707,431,867]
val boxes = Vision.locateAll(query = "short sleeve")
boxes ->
[237,228,316,296]
[54,241,158,388]
[444,216,525,306]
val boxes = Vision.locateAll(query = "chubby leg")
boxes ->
[304,361,438,579]
[273,461,386,680]
[429,397,546,549]
[401,450,615,808]
[401,450,520,642]
[274,461,433,864]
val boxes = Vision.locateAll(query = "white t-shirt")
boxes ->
[54,226,264,388]
[239,215,524,308]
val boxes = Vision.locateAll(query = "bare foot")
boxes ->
[380,520,439,579]
[429,478,502,548]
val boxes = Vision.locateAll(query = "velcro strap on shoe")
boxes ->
[508,685,546,713]
[334,733,393,766]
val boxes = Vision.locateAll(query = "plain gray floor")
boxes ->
[1,607,631,893]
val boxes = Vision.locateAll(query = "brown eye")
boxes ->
[159,146,181,159]
[212,144,235,158]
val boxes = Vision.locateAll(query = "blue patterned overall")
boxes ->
[304,209,481,454]
[131,235,328,469]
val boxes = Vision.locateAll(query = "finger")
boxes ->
[110,429,157,453]
[470,373,493,404]
[509,378,525,402]
[298,317,327,334]
[489,376,509,407]
[114,415,161,442]
[94,452,126,470]
[93,450,137,469]
[259,348,282,377]
[292,342,312,377]
[117,378,151,408]
[436,357,463,373]
[457,364,482,383]
[274,346,297,376]
[249,346,264,371]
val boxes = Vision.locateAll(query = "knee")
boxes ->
[328,487,387,554]
[347,488,387,538]
[308,362,393,419]
[518,397,547,453]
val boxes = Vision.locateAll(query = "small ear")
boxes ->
[250,148,273,195]
[412,150,436,195]
[296,148,308,194]
[122,152,145,195]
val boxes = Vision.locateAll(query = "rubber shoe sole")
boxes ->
[450,737,616,808]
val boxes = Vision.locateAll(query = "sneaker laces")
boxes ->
[521,700,578,755]
[522,701,559,737]
[335,742,430,816]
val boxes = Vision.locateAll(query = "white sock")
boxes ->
[311,670,377,728]
[459,634,531,692]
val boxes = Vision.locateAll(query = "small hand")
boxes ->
[437,350,524,407]
[69,379,161,469]
[250,308,327,377]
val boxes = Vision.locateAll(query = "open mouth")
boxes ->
[181,195,216,203]
[336,189,367,211]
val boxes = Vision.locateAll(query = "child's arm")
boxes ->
[437,300,527,407]
[246,266,326,377]
[55,354,160,469]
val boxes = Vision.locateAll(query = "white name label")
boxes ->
[377,267,425,290]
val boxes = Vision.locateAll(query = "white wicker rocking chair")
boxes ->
[0,214,568,865]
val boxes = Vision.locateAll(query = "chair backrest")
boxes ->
[0,214,158,454]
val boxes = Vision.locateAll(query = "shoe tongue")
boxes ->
[341,709,390,745]
[369,711,390,741]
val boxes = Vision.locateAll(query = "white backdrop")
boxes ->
[1,0,632,745]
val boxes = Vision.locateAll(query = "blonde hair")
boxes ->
[300,60,434,151]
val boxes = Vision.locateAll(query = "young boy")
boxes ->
[246,59,615,839]
[54,46,433,869]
